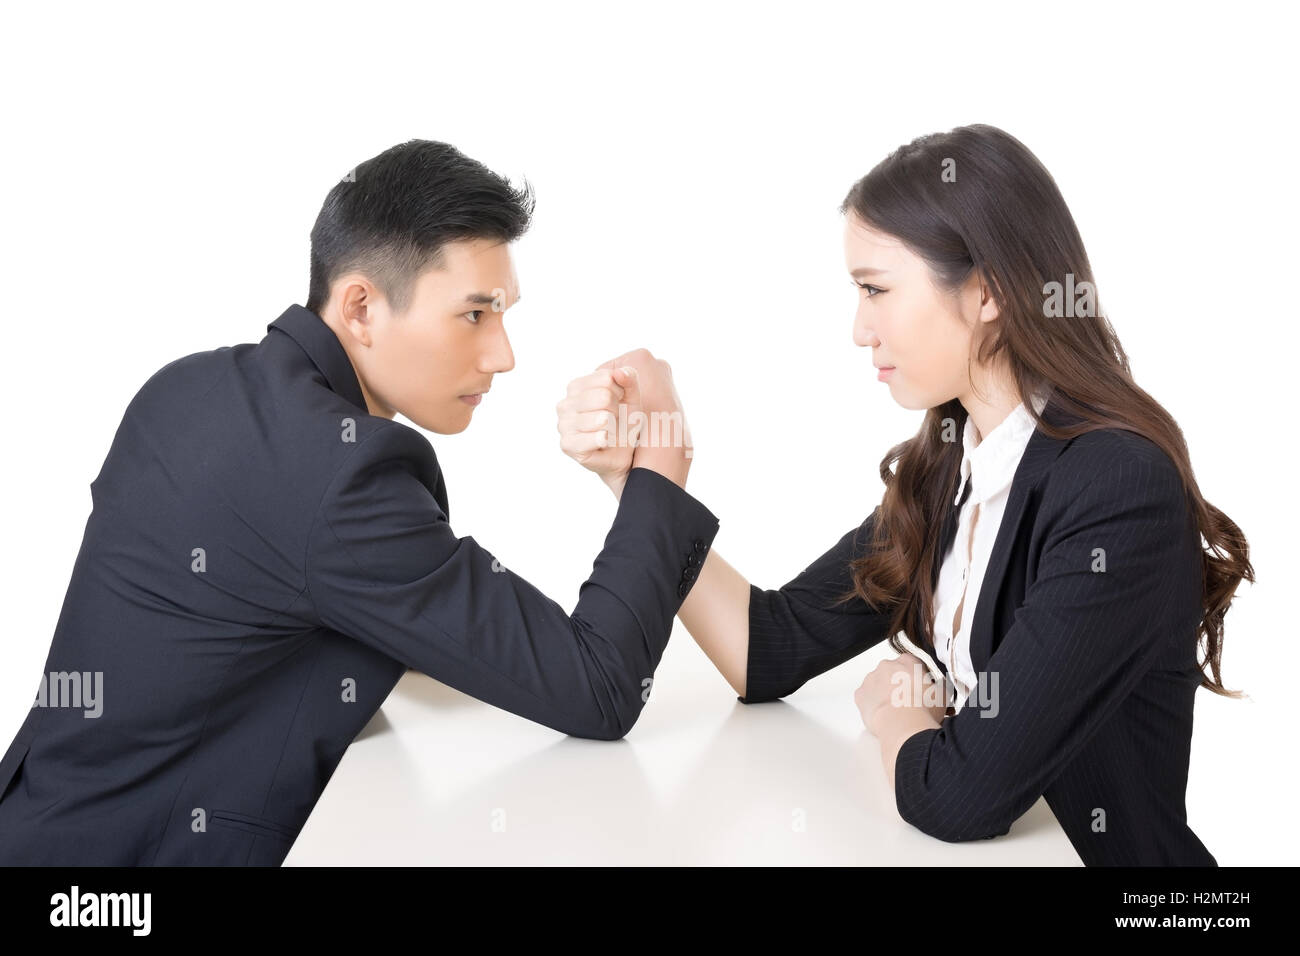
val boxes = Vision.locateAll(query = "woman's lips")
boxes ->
[876,367,896,382]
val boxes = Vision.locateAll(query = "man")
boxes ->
[0,139,717,865]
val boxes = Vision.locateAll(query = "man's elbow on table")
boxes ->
[544,705,631,742]
[550,669,652,742]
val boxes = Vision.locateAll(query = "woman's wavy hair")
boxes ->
[836,124,1249,697]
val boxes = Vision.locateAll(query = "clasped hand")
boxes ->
[555,348,694,495]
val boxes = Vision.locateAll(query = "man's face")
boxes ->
[327,238,520,433]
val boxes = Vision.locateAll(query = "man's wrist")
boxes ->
[602,470,629,501]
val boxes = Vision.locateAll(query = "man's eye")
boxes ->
[855,282,884,298]
[465,310,484,323]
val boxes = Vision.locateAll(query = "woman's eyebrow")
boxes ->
[850,267,890,278]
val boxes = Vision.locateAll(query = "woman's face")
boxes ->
[842,210,996,411]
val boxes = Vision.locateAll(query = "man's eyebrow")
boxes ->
[850,267,890,278]
[460,291,521,307]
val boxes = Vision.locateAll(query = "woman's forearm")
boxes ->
[873,705,943,792]
[676,549,752,697]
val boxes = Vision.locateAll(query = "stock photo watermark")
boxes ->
[889,661,1000,717]
[32,670,103,718]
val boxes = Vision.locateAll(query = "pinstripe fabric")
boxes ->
[742,395,1217,866]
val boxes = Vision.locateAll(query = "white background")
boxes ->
[0,0,1293,864]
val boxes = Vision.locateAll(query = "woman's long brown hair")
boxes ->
[836,124,1249,697]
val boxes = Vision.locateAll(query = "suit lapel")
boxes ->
[965,392,1078,674]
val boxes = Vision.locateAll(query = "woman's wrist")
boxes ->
[874,704,942,792]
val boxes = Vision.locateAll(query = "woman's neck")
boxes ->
[958,364,1022,445]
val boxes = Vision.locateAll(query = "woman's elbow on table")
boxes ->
[892,729,1018,842]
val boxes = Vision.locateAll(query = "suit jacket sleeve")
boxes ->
[893,448,1199,842]
[740,508,895,703]
[304,425,720,740]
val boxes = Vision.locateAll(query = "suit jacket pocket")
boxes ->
[209,808,297,840]
[207,809,298,866]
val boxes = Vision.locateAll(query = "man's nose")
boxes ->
[485,323,515,373]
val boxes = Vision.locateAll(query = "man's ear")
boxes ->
[334,276,386,347]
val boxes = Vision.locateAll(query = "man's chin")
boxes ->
[406,406,473,434]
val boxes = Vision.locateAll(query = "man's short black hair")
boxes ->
[306,139,535,315]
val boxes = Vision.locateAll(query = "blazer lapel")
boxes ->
[966,392,1078,674]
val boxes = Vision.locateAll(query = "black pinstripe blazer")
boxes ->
[742,394,1217,866]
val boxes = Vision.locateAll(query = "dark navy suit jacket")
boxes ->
[0,304,719,865]
[744,394,1217,866]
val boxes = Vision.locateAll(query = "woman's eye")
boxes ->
[465,310,484,324]
[856,282,884,298]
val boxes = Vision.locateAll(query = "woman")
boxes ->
[560,124,1250,866]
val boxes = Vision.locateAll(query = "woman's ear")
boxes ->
[975,268,1003,325]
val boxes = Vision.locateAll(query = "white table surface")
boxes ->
[288,644,1081,866]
